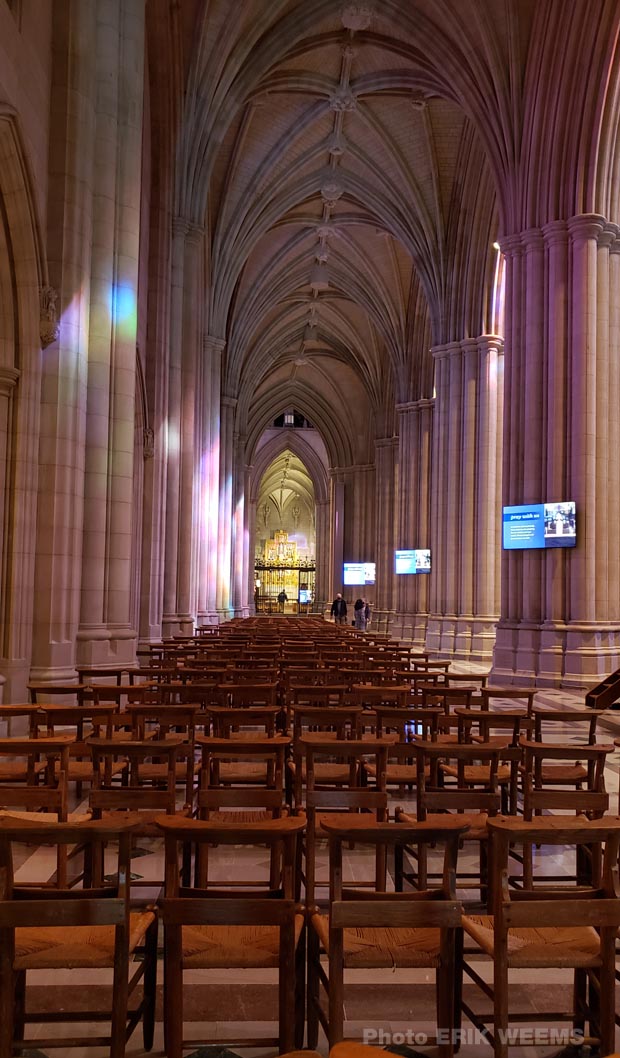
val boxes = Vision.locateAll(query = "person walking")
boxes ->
[330,593,347,624]
[353,597,367,630]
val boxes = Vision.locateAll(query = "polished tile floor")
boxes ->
[4,688,620,1057]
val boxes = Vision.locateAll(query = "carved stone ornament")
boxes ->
[39,285,60,347]
[341,4,373,31]
[143,426,155,459]
[326,131,347,156]
[321,175,345,206]
[329,88,357,112]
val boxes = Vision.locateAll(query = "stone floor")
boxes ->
[4,689,620,1057]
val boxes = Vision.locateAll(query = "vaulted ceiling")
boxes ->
[169,0,536,465]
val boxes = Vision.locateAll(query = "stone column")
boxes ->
[428,336,503,660]
[216,395,236,619]
[76,0,145,667]
[196,334,223,624]
[329,473,345,603]
[315,499,330,613]
[231,431,247,615]
[0,367,20,696]
[493,215,620,687]
[30,0,97,683]
[395,399,433,645]
[374,437,397,631]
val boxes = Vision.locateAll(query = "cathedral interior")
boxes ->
[1,1,620,1056]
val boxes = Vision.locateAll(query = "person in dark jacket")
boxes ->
[330,593,347,624]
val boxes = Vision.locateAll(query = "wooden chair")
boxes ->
[363,706,441,796]
[287,706,364,809]
[31,704,123,797]
[197,733,290,792]
[207,703,281,737]
[461,815,620,1058]
[397,740,503,904]
[307,818,466,1053]
[519,738,613,887]
[531,706,606,786]
[480,686,537,714]
[0,817,157,1057]
[88,736,189,889]
[27,683,89,705]
[0,734,89,886]
[157,814,306,1055]
[451,709,533,813]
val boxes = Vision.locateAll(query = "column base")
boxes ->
[492,620,620,689]
[161,614,195,638]
[426,615,498,662]
[196,611,221,627]
[392,610,429,648]
[75,624,137,668]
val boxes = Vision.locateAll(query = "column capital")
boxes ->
[0,365,20,396]
[476,334,504,355]
[431,340,462,361]
[597,223,618,249]
[396,398,434,414]
[375,436,398,450]
[203,334,226,356]
[496,232,523,256]
[185,221,205,246]
[221,394,237,409]
[521,227,544,253]
[567,213,607,243]
[541,219,569,246]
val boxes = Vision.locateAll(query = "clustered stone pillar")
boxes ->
[315,499,330,612]
[395,400,433,645]
[76,0,145,667]
[374,437,397,630]
[196,335,223,625]
[494,216,620,687]
[428,335,503,661]
[216,395,236,619]
[329,473,345,602]
[29,0,97,683]
[0,366,20,697]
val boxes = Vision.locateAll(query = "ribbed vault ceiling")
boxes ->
[176,0,537,465]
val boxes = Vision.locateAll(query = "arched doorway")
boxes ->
[254,449,316,613]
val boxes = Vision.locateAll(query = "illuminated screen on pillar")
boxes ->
[394,549,431,574]
[343,562,376,585]
[502,501,576,549]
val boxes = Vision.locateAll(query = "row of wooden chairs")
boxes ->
[1,811,619,1058]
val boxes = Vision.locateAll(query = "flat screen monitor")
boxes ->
[298,589,311,604]
[343,561,376,585]
[394,549,432,574]
[503,501,576,550]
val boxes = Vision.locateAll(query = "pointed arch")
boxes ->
[248,429,329,506]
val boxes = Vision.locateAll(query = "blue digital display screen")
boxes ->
[503,502,576,550]
[394,549,431,574]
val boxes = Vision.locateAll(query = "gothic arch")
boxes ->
[248,429,329,506]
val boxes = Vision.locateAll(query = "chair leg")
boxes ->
[0,964,15,1058]
[163,924,184,1058]
[327,928,344,1047]
[306,921,320,1049]
[436,934,455,1058]
[294,921,306,1048]
[572,966,586,1041]
[279,920,296,1053]
[598,930,617,1057]
[493,940,509,1058]
[13,970,25,1044]
[111,934,129,1058]
[142,919,158,1051]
